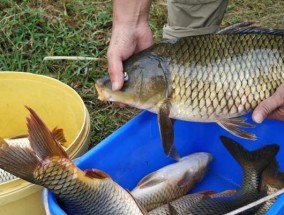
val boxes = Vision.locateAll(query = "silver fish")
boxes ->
[131,152,213,211]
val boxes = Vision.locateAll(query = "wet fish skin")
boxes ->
[148,190,236,215]
[252,159,284,215]
[131,152,213,211]
[0,138,30,183]
[180,136,279,215]
[208,189,237,199]
[0,107,144,215]
[96,26,284,159]
[148,193,206,215]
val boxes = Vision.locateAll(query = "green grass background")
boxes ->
[0,0,283,148]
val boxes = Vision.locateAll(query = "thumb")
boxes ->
[252,87,284,123]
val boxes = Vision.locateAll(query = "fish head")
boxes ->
[95,52,168,110]
[182,152,214,179]
[175,152,213,186]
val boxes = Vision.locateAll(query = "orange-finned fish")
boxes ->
[0,107,146,215]
[0,131,66,183]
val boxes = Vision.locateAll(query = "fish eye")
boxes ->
[124,72,129,81]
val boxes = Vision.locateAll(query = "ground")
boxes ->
[0,0,283,148]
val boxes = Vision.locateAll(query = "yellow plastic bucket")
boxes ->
[0,72,91,215]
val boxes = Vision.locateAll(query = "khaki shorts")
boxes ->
[163,0,229,39]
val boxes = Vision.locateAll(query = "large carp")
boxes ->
[96,24,284,159]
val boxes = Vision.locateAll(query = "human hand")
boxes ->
[107,0,153,91]
[252,83,284,123]
[107,24,153,91]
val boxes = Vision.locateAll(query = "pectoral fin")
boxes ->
[217,116,256,140]
[137,172,165,189]
[85,169,110,179]
[158,103,180,161]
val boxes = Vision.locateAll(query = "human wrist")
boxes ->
[113,0,152,27]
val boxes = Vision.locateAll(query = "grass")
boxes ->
[0,0,283,149]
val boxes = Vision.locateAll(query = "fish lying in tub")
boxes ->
[163,136,280,215]
[148,190,236,215]
[0,107,146,215]
[95,23,284,160]
[0,107,282,214]
[131,152,213,211]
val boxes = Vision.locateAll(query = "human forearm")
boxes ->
[113,0,152,26]
[107,0,153,91]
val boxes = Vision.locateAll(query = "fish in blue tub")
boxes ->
[131,152,213,211]
[148,190,236,215]
[168,136,279,215]
[0,107,146,215]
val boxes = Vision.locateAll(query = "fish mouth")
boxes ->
[95,80,110,101]
[95,81,126,107]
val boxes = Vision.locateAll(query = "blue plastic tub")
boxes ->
[44,111,284,215]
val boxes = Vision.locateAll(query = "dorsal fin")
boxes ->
[217,22,256,34]
[218,24,284,36]
[25,106,68,159]
[137,171,165,188]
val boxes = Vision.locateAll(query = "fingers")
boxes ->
[107,51,124,91]
[106,24,153,91]
[252,84,284,123]
[106,27,136,91]
[265,107,284,121]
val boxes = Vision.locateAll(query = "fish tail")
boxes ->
[262,158,284,189]
[220,136,279,173]
[262,159,279,179]
[0,106,69,182]
[0,137,39,183]
[25,106,69,159]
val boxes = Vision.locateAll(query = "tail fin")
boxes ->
[25,106,68,159]
[0,107,69,183]
[220,136,279,173]
[261,159,284,190]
